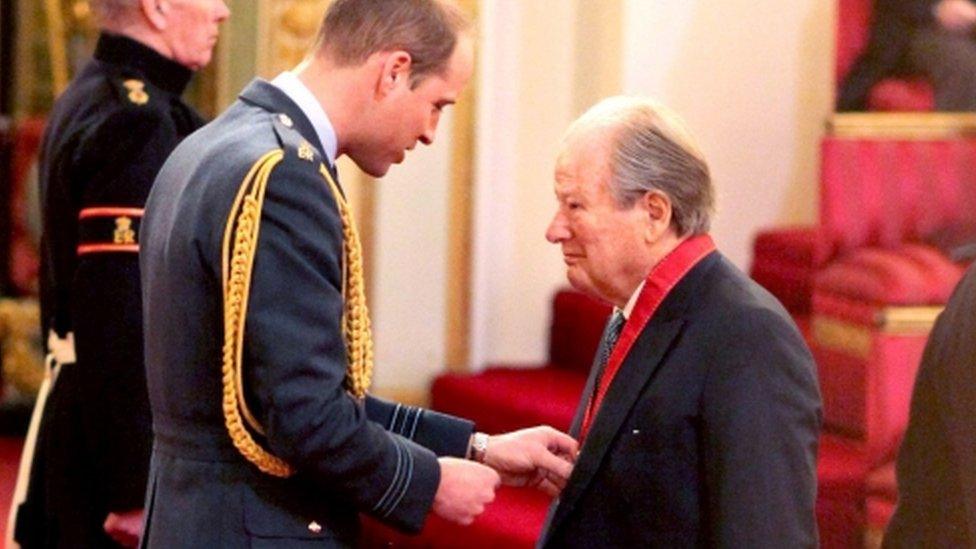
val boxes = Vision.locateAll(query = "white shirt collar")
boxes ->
[270,71,338,165]
[617,280,646,320]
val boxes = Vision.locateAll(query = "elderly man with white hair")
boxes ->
[10,1,229,547]
[538,97,823,548]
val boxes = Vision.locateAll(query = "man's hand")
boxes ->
[432,457,500,525]
[103,509,144,548]
[483,426,578,497]
[936,0,976,32]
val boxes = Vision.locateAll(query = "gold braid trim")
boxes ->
[219,150,375,478]
[319,164,374,398]
[221,149,293,477]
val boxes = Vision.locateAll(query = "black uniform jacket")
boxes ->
[883,263,976,547]
[838,0,939,110]
[17,32,203,548]
[140,79,473,547]
[539,252,823,548]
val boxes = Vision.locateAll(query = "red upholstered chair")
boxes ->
[752,134,975,546]
[431,289,608,434]
[813,137,971,461]
[836,0,934,112]
[753,0,947,316]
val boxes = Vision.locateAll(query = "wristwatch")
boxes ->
[469,432,489,463]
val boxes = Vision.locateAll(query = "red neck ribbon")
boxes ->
[579,234,716,443]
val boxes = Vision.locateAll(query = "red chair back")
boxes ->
[820,137,976,255]
[548,289,611,374]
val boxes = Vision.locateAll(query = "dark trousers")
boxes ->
[15,364,121,549]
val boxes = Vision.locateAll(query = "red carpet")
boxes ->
[0,436,25,544]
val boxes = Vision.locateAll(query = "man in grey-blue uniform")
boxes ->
[140,0,577,546]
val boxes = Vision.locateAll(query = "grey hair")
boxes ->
[568,96,714,236]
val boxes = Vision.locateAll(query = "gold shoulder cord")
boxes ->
[220,151,374,478]
[318,164,375,399]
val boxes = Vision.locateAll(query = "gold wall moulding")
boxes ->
[829,112,976,140]
[257,0,329,77]
[811,305,943,359]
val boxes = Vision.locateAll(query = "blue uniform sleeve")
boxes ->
[365,395,474,458]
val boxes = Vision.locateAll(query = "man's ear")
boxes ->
[375,50,413,98]
[140,0,168,31]
[641,191,673,242]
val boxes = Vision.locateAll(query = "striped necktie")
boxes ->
[593,310,625,389]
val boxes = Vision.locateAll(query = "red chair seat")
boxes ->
[431,366,586,435]
[868,79,935,112]
[815,244,964,307]
[817,434,873,549]
[361,486,551,548]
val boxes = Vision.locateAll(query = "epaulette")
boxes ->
[270,112,324,167]
[270,113,346,201]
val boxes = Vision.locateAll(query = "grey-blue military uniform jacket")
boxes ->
[139,79,473,547]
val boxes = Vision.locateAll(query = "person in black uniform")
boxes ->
[13,1,229,547]
[882,263,976,547]
[838,0,976,111]
[139,0,577,546]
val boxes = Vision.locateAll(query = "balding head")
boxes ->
[90,0,139,25]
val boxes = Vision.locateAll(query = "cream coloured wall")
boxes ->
[369,111,455,391]
[621,0,834,266]
[470,0,581,368]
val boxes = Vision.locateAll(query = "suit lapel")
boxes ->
[545,316,685,540]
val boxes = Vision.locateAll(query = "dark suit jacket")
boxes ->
[539,252,822,548]
[883,264,976,547]
[139,80,473,547]
[838,0,938,110]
